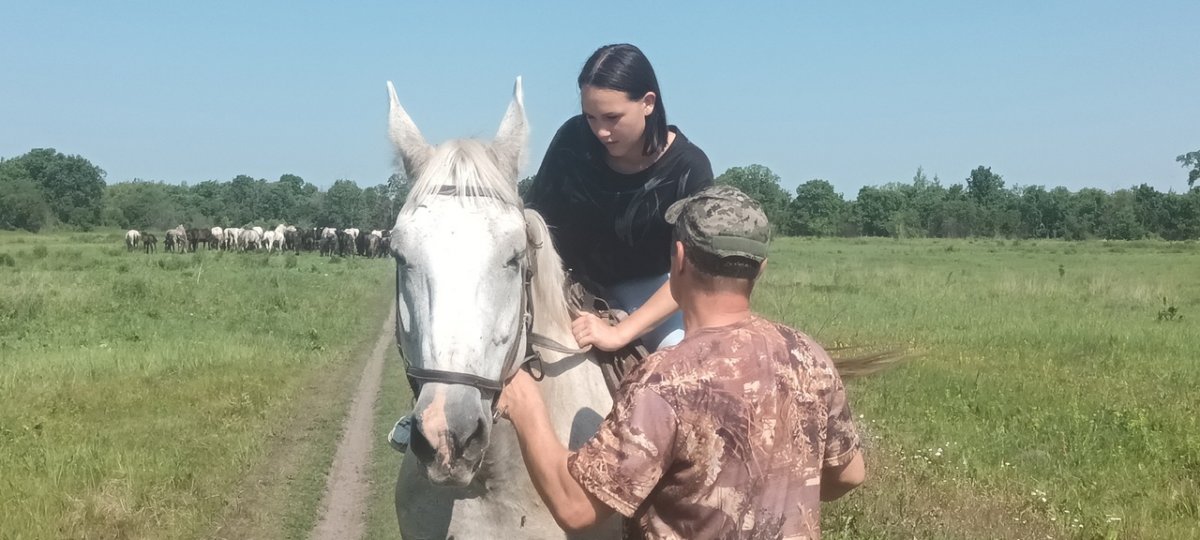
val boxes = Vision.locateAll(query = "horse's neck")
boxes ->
[481,345,612,490]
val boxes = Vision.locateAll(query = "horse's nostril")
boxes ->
[460,417,488,457]
[408,418,436,461]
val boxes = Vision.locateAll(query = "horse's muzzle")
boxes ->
[408,384,491,486]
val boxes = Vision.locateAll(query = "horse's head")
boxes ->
[387,78,529,487]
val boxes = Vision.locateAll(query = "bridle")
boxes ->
[394,185,584,421]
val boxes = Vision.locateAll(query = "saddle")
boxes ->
[565,280,651,397]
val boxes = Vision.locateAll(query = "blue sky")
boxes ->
[2,1,1197,196]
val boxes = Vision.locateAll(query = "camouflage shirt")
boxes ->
[567,315,860,540]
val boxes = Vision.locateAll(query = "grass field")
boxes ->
[3,231,1197,539]
[0,230,394,539]
[753,237,1199,540]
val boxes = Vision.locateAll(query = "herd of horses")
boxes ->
[122,225,391,258]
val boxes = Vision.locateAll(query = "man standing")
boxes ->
[499,185,865,538]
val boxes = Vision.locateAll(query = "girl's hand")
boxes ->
[571,312,631,352]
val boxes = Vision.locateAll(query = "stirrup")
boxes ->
[387,415,412,453]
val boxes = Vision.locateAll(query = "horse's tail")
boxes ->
[826,346,910,379]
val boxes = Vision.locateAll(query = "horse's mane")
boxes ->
[523,209,576,338]
[400,139,522,215]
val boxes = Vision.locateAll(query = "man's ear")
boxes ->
[671,241,686,275]
[756,258,769,279]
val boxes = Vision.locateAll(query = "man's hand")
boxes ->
[497,369,546,426]
[496,367,616,533]
[572,313,632,352]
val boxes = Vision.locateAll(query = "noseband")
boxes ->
[395,185,554,420]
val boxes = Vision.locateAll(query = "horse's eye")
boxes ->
[505,253,523,269]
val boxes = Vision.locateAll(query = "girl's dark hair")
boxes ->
[578,43,669,157]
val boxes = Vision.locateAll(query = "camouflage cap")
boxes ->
[665,185,770,263]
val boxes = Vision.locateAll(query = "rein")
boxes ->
[395,185,586,421]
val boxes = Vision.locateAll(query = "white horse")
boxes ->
[273,224,288,251]
[210,227,224,250]
[263,230,278,253]
[166,225,187,253]
[124,229,141,252]
[388,78,619,539]
[224,227,243,251]
[320,227,338,256]
[240,228,262,251]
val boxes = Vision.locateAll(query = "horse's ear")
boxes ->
[387,81,433,178]
[493,76,528,180]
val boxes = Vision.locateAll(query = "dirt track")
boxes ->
[309,306,393,540]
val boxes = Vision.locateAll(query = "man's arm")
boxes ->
[500,370,616,532]
[820,449,865,501]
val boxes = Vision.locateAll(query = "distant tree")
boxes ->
[964,167,1013,237]
[223,174,268,226]
[361,185,396,230]
[789,179,845,236]
[1177,150,1200,188]
[966,166,1004,205]
[386,173,412,206]
[715,165,792,234]
[278,173,305,196]
[104,180,190,230]
[0,148,106,228]
[903,167,947,236]
[1015,185,1050,237]
[854,185,906,237]
[1065,188,1109,240]
[0,172,50,232]
[517,175,535,199]
[320,179,364,226]
[1099,189,1145,240]
[190,180,226,223]
[1131,183,1166,235]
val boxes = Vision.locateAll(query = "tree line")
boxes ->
[712,162,1200,241]
[3,147,1199,241]
[0,148,410,233]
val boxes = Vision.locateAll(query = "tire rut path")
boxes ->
[309,304,394,540]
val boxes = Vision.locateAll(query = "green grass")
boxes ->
[361,236,1197,539]
[365,344,411,540]
[754,238,1199,539]
[7,230,1198,539]
[0,229,394,539]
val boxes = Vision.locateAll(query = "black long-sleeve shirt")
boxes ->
[525,115,714,288]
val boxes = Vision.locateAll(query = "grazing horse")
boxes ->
[273,224,288,251]
[339,230,356,257]
[285,227,300,254]
[320,228,338,256]
[210,227,224,250]
[142,233,157,254]
[125,229,141,252]
[387,78,619,539]
[301,228,318,251]
[224,227,243,251]
[166,225,187,253]
[187,227,212,251]
[240,228,262,251]
[355,232,370,257]
[368,230,384,258]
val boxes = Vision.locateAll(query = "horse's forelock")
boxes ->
[400,139,522,215]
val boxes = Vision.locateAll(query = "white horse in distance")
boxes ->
[124,229,141,252]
